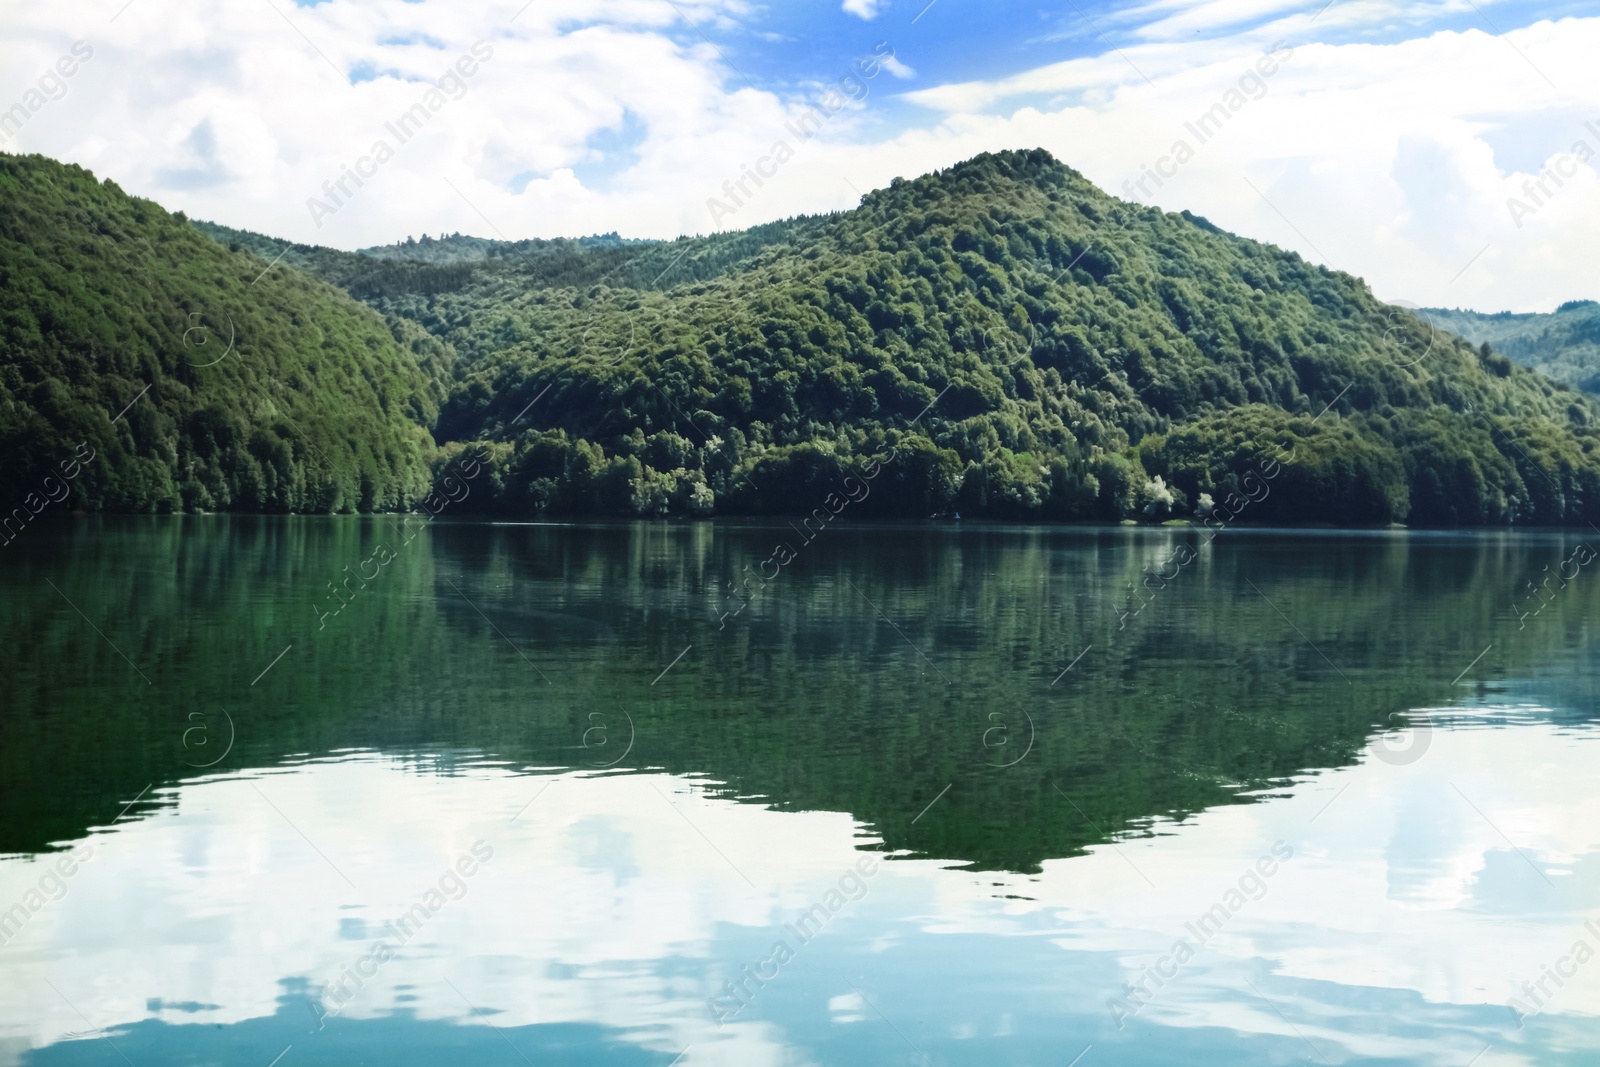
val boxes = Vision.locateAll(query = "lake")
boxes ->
[2,517,1597,1066]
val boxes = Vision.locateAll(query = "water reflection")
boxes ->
[6,519,1600,871]
[4,520,1600,1064]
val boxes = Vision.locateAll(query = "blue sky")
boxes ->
[3,0,1597,310]
[674,0,1587,91]
[664,0,1594,133]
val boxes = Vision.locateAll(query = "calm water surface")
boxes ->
[2,518,1598,1065]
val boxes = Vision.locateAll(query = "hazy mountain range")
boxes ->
[1420,301,1600,394]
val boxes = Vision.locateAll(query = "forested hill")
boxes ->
[0,153,441,513]
[10,148,1600,524]
[1421,301,1600,394]
[191,216,828,312]
[257,147,1596,526]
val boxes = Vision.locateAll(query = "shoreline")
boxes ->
[18,512,1600,536]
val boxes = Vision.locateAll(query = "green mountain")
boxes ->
[260,148,1599,527]
[10,148,1600,525]
[190,215,829,311]
[0,153,442,515]
[1421,300,1600,393]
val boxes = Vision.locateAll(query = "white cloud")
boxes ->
[842,0,883,19]
[880,53,916,79]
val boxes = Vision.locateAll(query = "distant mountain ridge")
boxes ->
[190,215,830,304]
[357,230,652,262]
[1420,301,1600,393]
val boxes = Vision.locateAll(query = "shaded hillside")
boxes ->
[1422,300,1600,393]
[0,154,440,514]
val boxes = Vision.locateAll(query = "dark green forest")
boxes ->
[0,154,438,517]
[8,147,1600,524]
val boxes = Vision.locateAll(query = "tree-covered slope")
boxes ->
[191,215,829,320]
[28,146,1600,525]
[0,154,441,513]
[1421,300,1600,393]
[371,149,1600,525]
